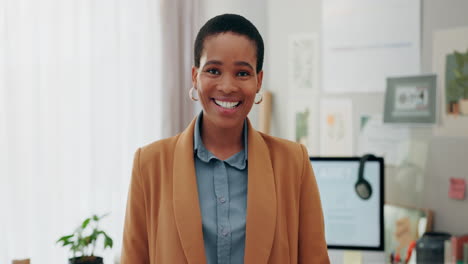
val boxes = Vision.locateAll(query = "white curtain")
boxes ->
[160,0,200,136]
[0,0,196,263]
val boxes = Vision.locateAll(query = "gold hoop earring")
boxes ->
[254,93,263,104]
[189,87,199,101]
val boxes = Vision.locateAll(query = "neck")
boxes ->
[201,117,245,161]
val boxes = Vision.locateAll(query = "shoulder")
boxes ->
[256,132,311,186]
[258,132,306,156]
[258,132,308,163]
[136,134,181,166]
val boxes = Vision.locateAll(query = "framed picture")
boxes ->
[383,75,437,124]
[288,34,319,92]
[288,93,320,156]
[432,27,468,137]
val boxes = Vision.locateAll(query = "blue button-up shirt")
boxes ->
[193,112,248,264]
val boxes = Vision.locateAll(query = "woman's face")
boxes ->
[192,32,263,130]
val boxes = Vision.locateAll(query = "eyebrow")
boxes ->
[203,60,254,71]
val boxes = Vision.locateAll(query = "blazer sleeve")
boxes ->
[121,148,150,264]
[298,145,330,263]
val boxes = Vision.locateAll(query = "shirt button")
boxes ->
[219,197,226,203]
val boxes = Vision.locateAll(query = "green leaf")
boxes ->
[455,78,468,88]
[104,235,113,249]
[454,69,464,79]
[62,240,74,246]
[455,51,464,67]
[57,234,74,244]
[81,218,91,229]
[82,235,92,246]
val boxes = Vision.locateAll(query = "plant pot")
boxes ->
[69,256,103,264]
[459,99,468,115]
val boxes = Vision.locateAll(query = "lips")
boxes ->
[213,99,241,109]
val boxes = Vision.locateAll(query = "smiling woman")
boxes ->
[192,31,263,159]
[121,14,330,264]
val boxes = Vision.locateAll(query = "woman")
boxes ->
[121,14,329,264]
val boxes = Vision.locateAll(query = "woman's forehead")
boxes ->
[200,33,257,63]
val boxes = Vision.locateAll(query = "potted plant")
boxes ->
[447,49,468,115]
[57,214,113,264]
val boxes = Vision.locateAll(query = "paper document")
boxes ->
[320,99,353,156]
[358,114,409,165]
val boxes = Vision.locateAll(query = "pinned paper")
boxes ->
[449,178,466,200]
[343,250,362,264]
[395,217,413,248]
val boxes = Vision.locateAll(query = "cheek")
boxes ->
[197,81,215,106]
[244,85,259,100]
[197,78,212,95]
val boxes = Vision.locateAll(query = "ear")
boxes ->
[191,66,199,89]
[256,70,264,93]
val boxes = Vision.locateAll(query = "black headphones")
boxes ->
[355,154,376,200]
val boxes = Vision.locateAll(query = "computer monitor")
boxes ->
[310,157,384,251]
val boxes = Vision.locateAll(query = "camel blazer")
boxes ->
[121,118,330,264]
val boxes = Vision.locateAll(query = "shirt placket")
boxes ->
[213,160,231,264]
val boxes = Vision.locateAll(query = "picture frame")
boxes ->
[432,27,468,137]
[383,75,437,124]
[288,92,320,156]
[288,33,319,92]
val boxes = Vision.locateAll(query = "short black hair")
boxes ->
[194,14,264,73]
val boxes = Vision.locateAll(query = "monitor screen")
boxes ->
[310,157,384,251]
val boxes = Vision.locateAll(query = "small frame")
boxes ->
[288,34,319,92]
[383,75,437,124]
[289,96,315,154]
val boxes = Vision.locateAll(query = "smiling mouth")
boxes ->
[213,99,241,109]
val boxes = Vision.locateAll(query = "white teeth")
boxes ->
[214,100,240,109]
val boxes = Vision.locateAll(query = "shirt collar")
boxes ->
[194,111,248,169]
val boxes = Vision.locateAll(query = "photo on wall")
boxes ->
[295,107,310,146]
[432,27,468,137]
[288,94,319,155]
[319,99,353,156]
[288,34,319,91]
[445,49,468,115]
[383,75,437,124]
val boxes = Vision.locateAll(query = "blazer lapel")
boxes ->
[172,118,207,264]
[244,119,277,264]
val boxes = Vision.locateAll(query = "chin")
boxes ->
[206,113,246,130]
[214,116,245,129]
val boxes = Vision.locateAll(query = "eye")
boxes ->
[206,68,220,75]
[237,71,251,77]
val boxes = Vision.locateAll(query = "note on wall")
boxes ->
[449,178,466,200]
[320,99,353,156]
[358,114,410,165]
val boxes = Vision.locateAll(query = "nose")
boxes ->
[217,75,238,94]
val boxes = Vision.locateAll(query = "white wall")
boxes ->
[198,0,267,36]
